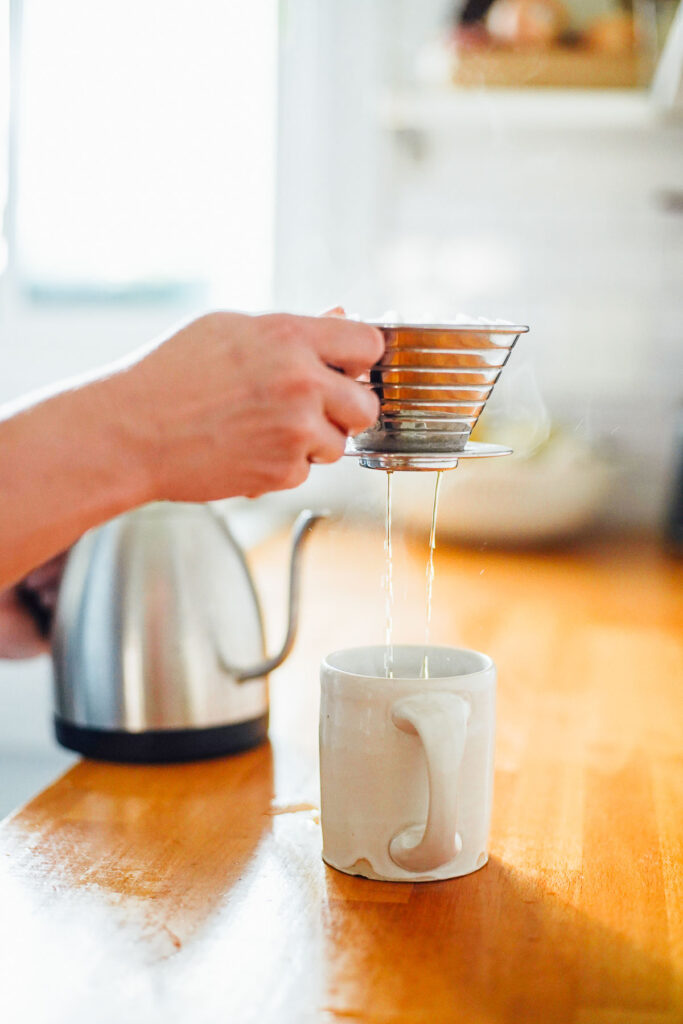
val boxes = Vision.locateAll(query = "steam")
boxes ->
[481,355,552,457]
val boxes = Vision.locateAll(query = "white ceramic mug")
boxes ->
[319,645,496,882]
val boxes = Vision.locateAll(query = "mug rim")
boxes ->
[322,643,494,682]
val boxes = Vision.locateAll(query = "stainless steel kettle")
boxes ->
[51,503,323,762]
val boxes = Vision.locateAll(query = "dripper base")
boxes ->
[346,440,513,471]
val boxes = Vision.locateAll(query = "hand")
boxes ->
[0,553,67,658]
[122,311,384,500]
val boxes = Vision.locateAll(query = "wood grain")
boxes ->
[0,524,681,1024]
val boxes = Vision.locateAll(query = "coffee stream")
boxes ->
[383,470,444,679]
[383,471,394,678]
[421,470,443,679]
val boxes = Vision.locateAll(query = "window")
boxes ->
[12,0,277,308]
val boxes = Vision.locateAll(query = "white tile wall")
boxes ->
[362,91,683,527]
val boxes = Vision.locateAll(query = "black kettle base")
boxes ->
[54,713,269,764]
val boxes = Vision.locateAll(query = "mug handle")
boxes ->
[389,692,470,873]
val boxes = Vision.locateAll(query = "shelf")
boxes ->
[377,86,667,134]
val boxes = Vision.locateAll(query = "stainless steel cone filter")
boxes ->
[345,322,529,470]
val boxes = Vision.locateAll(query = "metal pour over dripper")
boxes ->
[345,322,529,470]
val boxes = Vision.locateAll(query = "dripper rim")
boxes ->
[368,322,529,334]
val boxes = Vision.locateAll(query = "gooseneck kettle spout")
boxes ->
[209,508,326,682]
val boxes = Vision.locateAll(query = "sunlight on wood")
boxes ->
[0,524,681,1022]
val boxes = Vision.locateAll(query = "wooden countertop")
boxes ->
[1,524,681,1023]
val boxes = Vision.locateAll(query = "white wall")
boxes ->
[371,90,683,526]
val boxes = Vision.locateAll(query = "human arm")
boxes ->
[0,311,383,591]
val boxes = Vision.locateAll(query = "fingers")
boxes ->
[295,315,384,377]
[322,367,380,437]
[307,418,349,465]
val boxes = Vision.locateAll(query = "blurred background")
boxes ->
[0,0,682,813]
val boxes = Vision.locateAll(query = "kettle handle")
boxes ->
[211,508,325,682]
